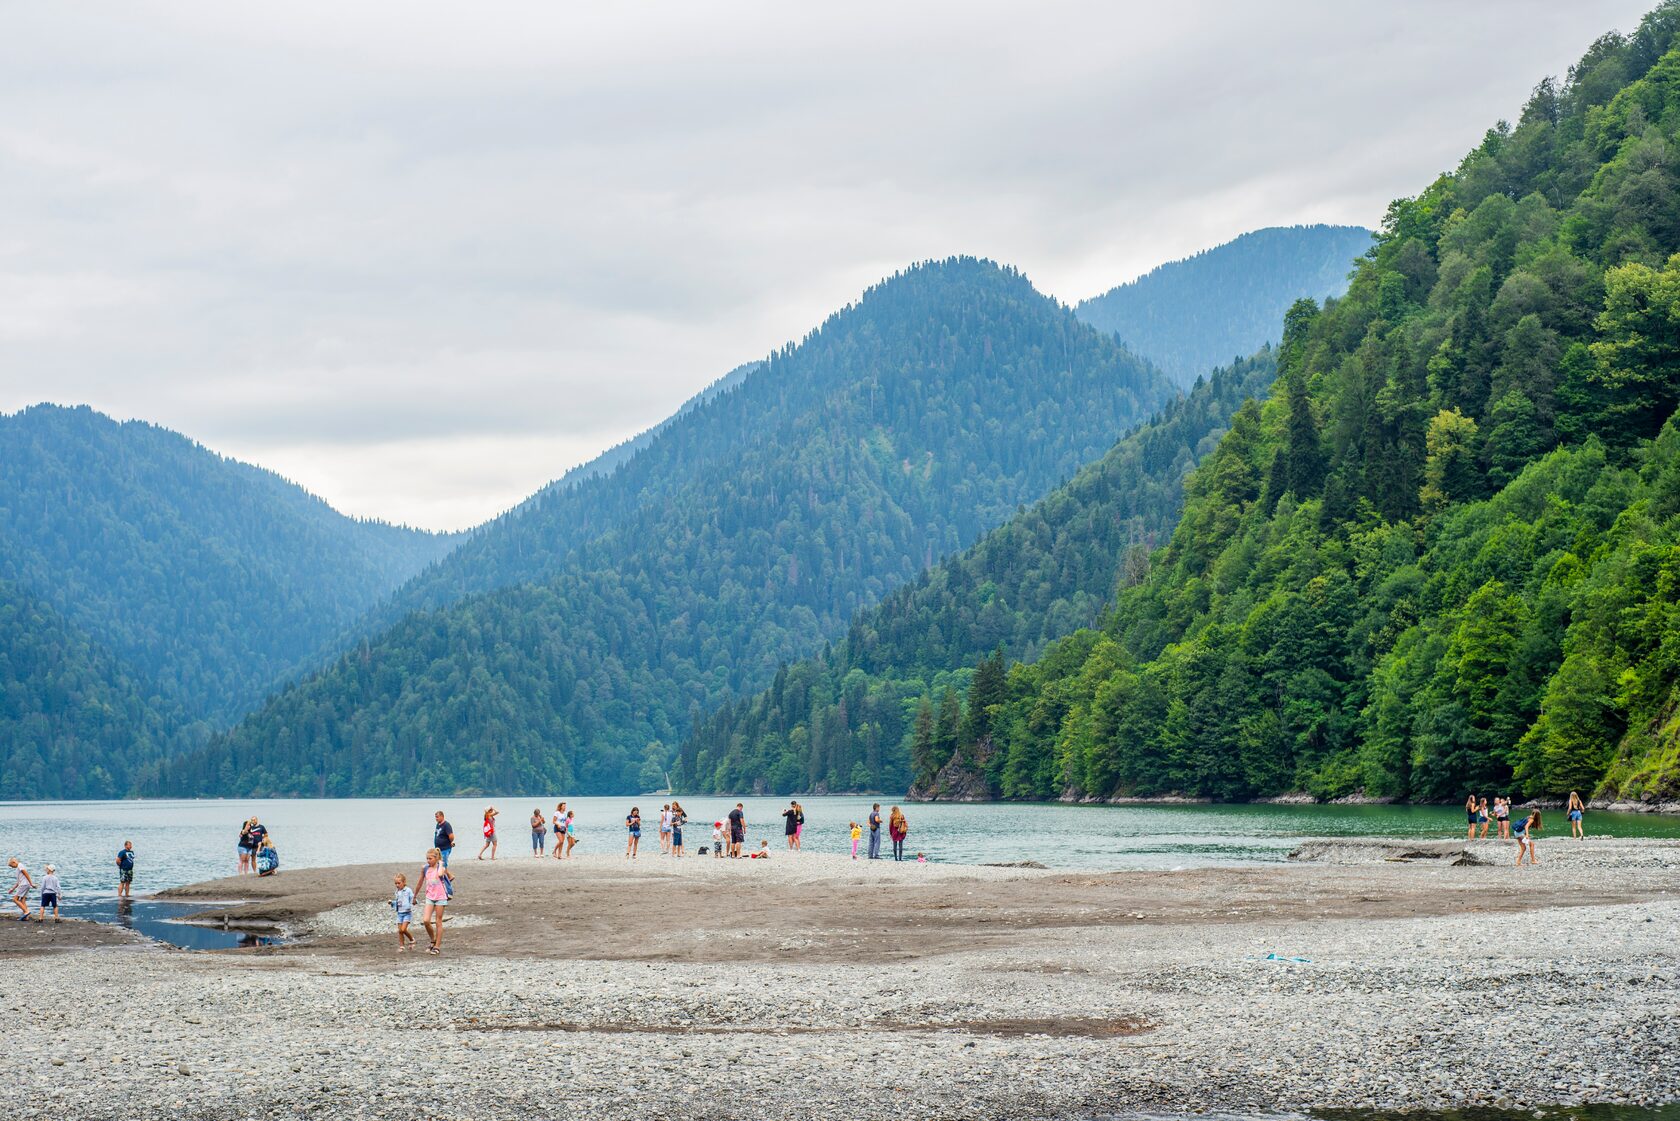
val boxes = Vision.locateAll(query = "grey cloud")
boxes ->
[0,0,1658,529]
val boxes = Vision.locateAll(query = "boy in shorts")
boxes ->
[38,865,60,922]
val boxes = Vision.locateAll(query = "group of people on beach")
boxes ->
[5,840,136,923]
[236,817,280,876]
[1464,790,1589,865]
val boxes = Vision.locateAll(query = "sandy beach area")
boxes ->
[4,837,1678,1120]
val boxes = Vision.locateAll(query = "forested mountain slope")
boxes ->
[0,405,458,725]
[1075,225,1372,386]
[0,581,184,799]
[162,258,1176,796]
[906,4,1680,806]
[677,350,1278,795]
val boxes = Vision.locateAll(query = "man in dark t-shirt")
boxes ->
[727,804,745,858]
[115,841,135,899]
[434,811,455,867]
[868,804,883,860]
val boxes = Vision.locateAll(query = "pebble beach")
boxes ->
[3,838,1678,1120]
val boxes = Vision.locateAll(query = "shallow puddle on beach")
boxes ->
[58,897,281,950]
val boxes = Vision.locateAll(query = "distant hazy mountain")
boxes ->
[0,404,459,727]
[1075,224,1371,386]
[163,257,1177,796]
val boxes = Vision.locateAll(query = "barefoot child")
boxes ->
[38,865,60,923]
[849,822,861,860]
[1514,811,1542,866]
[392,873,415,952]
[8,858,32,919]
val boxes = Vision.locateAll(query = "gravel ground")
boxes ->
[6,840,1679,1120]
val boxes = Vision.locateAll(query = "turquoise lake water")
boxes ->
[3,795,1677,903]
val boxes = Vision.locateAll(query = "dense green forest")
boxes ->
[1076,225,1372,387]
[160,259,1176,796]
[676,350,1279,795]
[894,7,1680,805]
[0,581,183,799]
[0,405,457,727]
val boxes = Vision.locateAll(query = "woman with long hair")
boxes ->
[419,847,454,955]
[477,807,499,860]
[1567,791,1587,839]
[889,806,909,861]
[1464,794,1479,840]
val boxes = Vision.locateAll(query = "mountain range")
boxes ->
[4,222,1374,799]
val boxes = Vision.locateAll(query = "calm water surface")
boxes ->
[3,796,1678,902]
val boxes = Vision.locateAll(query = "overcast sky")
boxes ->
[0,1,1658,531]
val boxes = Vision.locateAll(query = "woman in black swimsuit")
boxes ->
[783,801,801,851]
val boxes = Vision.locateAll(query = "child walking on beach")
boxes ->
[420,848,452,955]
[38,865,60,922]
[849,822,862,860]
[712,821,724,858]
[392,873,415,952]
[625,807,642,859]
[9,858,32,919]
[1513,811,1542,865]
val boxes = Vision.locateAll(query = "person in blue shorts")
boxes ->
[625,806,642,859]
[38,865,61,923]
[1567,791,1587,839]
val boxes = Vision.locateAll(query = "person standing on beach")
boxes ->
[889,806,908,861]
[115,841,135,899]
[419,848,453,955]
[1464,795,1479,840]
[728,803,746,858]
[867,803,883,860]
[626,806,642,859]
[849,821,861,859]
[1494,797,1510,839]
[1513,811,1542,865]
[530,809,547,858]
[659,804,673,855]
[8,858,32,919]
[237,819,257,874]
[671,802,687,857]
[392,873,415,952]
[783,802,800,851]
[433,811,455,868]
[477,807,499,861]
[38,865,60,923]
[552,803,568,858]
[1476,798,1490,840]
[712,821,724,858]
[1567,791,1587,839]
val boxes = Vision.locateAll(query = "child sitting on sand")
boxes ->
[391,873,415,952]
[747,841,771,860]
[38,865,60,923]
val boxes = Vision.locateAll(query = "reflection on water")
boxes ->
[60,896,280,951]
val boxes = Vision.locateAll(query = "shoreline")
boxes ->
[6,837,1680,1118]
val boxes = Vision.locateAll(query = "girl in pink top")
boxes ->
[420,847,453,955]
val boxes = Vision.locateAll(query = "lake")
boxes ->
[4,795,1678,904]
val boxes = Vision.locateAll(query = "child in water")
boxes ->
[391,873,415,952]
[916,852,927,863]
[849,822,861,860]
